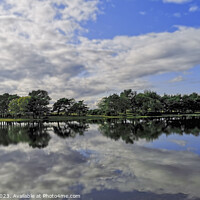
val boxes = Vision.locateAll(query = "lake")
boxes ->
[0,117,200,200]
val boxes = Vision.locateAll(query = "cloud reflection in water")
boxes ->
[0,119,199,200]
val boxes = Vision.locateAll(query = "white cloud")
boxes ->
[170,139,187,146]
[0,1,200,106]
[0,0,99,42]
[139,11,146,15]
[173,12,181,17]
[169,75,184,83]
[189,5,199,12]
[163,0,192,3]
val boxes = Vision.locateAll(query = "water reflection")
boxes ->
[99,118,200,144]
[0,122,51,148]
[0,118,200,200]
[53,121,89,138]
[0,118,200,148]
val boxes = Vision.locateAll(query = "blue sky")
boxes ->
[85,0,200,98]
[84,0,200,97]
[0,0,200,106]
[85,0,200,38]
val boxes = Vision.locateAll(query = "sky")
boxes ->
[0,0,200,107]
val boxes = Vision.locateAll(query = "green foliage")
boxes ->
[53,98,75,115]
[18,96,31,115]
[98,94,124,116]
[70,100,89,116]
[8,96,31,116]
[8,98,20,116]
[1,89,200,118]
[87,109,103,115]
[0,93,19,117]
[134,90,162,114]
[27,90,51,118]
[97,89,200,116]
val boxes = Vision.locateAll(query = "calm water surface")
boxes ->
[0,118,200,200]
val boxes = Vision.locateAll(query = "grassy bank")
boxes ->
[0,113,200,122]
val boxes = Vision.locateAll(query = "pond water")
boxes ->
[0,118,200,200]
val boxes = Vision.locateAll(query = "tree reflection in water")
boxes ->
[0,117,200,148]
[98,117,200,144]
[53,120,89,138]
[0,122,51,148]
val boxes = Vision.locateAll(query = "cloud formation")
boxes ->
[169,75,184,83]
[0,1,200,106]
[189,5,199,12]
[163,0,192,4]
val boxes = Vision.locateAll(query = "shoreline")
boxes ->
[0,113,200,122]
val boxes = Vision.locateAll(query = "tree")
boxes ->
[161,94,171,113]
[97,97,109,114]
[18,96,31,116]
[98,94,122,116]
[8,96,31,117]
[120,89,138,114]
[143,90,162,113]
[119,89,132,114]
[70,100,88,116]
[0,93,19,117]
[163,94,182,113]
[134,93,149,114]
[188,93,200,113]
[8,98,20,117]
[27,90,51,118]
[52,98,75,115]
[87,109,102,115]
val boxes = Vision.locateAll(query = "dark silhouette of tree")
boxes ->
[96,90,200,116]
[0,93,19,117]
[98,94,122,116]
[52,98,75,115]
[70,100,89,116]
[27,90,51,118]
[0,89,200,118]
[119,89,132,115]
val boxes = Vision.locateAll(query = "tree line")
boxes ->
[94,89,200,116]
[0,90,88,118]
[0,89,200,118]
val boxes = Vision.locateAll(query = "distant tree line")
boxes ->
[92,89,200,116]
[0,89,200,118]
[0,90,88,118]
